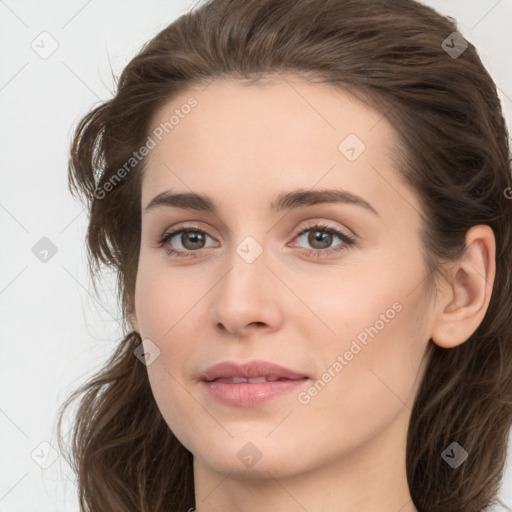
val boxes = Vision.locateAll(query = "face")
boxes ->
[131,76,434,479]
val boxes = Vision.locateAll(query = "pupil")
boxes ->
[309,230,332,249]
[183,231,204,249]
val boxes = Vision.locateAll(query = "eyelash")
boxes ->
[156,222,356,259]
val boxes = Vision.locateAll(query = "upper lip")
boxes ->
[200,360,309,382]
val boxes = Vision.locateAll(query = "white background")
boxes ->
[1,1,511,510]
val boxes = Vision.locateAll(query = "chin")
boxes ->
[189,435,315,479]
[198,453,300,479]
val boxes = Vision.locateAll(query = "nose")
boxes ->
[210,238,284,337]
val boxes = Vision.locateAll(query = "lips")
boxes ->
[200,360,309,382]
[200,360,310,407]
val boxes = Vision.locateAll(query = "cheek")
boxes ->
[134,270,198,443]
[134,261,207,340]
[285,243,426,354]
[134,263,205,415]
[327,307,426,447]
[301,271,429,439]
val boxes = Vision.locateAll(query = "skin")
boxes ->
[129,75,495,512]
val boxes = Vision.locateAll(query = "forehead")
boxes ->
[142,76,420,221]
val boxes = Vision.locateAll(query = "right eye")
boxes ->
[157,225,218,258]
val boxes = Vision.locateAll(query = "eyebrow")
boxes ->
[143,188,379,216]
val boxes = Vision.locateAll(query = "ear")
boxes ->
[431,225,496,349]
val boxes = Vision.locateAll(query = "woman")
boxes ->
[56,0,512,510]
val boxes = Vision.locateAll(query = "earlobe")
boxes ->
[430,225,496,349]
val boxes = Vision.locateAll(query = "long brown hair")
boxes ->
[55,0,512,510]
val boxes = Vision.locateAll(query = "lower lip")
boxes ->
[202,378,309,407]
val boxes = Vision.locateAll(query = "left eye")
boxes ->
[157,223,356,258]
[291,223,356,257]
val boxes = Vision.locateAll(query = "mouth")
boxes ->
[201,378,309,407]
[206,376,307,383]
[200,359,309,381]
[199,360,310,407]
